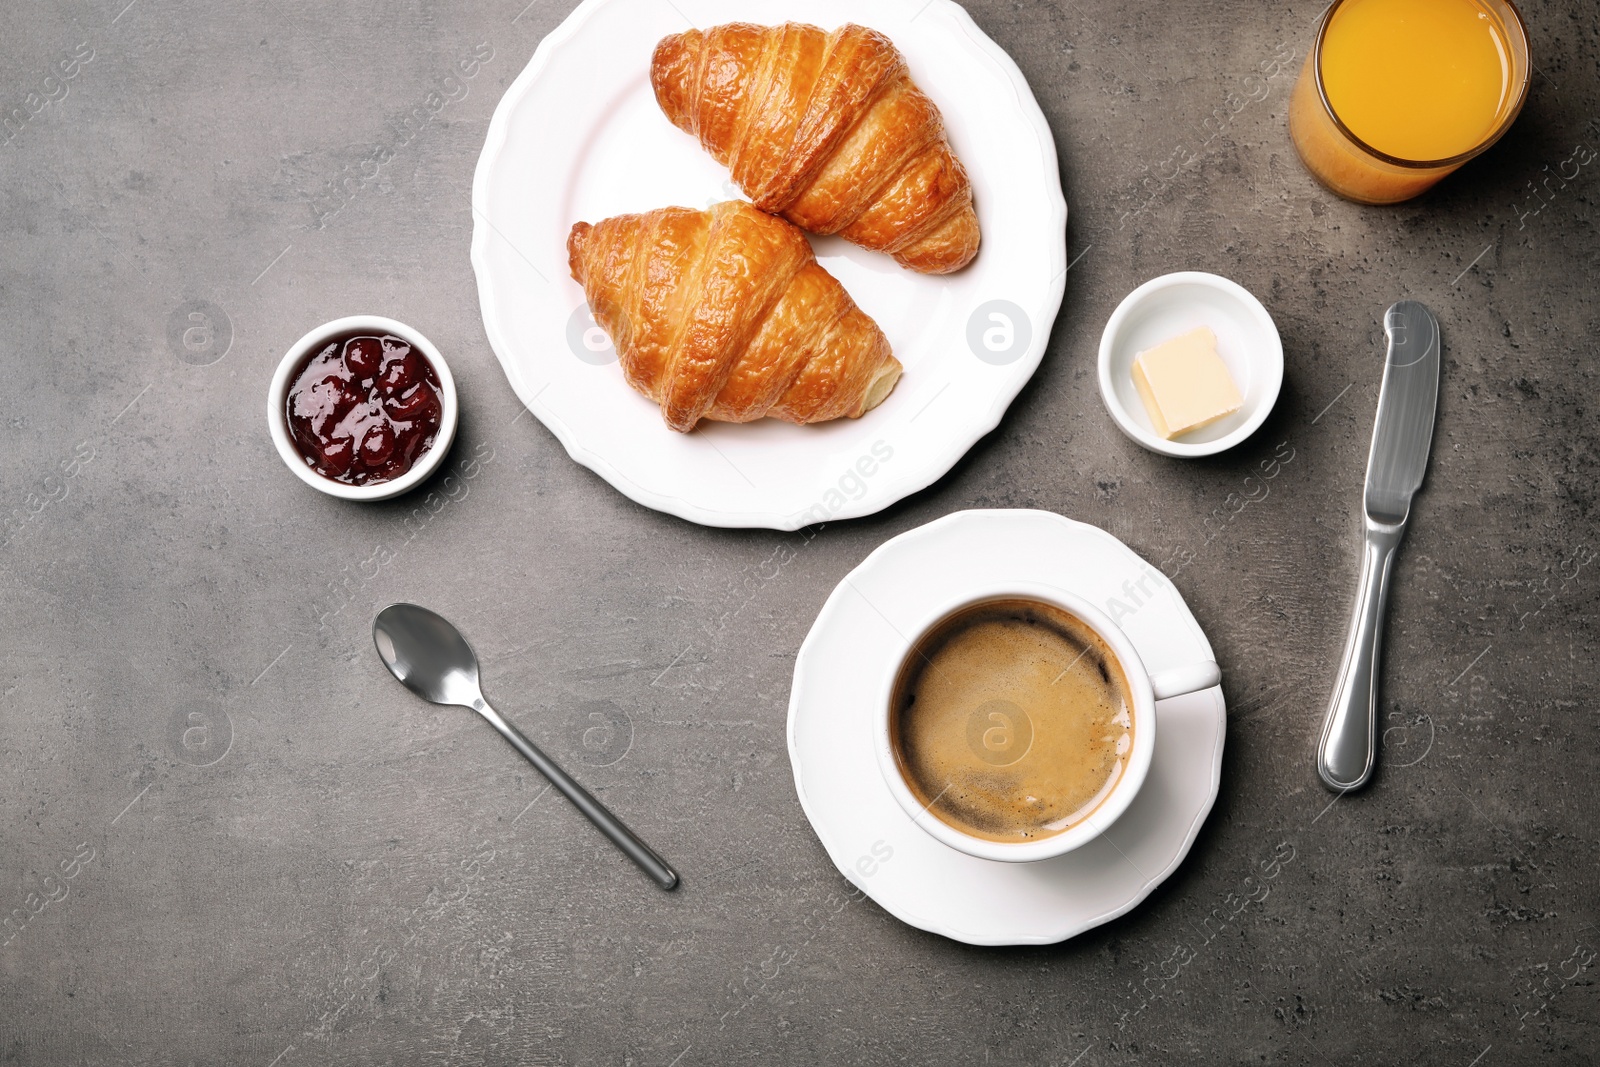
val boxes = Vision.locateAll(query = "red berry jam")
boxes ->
[286,332,442,486]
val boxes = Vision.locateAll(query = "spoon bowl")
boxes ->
[374,603,486,708]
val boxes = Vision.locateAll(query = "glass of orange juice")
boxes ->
[1290,0,1531,204]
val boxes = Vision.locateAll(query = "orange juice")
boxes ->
[1324,0,1513,161]
[1289,0,1529,203]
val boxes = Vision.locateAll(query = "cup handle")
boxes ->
[1149,661,1222,702]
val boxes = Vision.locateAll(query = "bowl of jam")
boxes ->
[267,316,458,500]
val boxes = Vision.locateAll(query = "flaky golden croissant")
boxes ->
[567,201,902,433]
[652,22,980,274]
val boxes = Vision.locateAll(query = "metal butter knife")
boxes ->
[1316,301,1440,792]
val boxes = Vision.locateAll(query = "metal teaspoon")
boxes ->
[372,603,679,890]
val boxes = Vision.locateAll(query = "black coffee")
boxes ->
[890,598,1135,842]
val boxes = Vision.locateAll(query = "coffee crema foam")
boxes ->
[890,599,1135,843]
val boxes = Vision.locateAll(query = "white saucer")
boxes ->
[786,509,1226,945]
[471,0,1066,529]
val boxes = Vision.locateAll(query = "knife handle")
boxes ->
[1317,516,1405,791]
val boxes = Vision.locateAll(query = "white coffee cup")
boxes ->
[873,582,1220,863]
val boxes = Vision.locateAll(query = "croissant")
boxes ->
[652,22,980,274]
[567,201,902,433]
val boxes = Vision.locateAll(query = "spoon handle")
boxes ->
[473,697,679,890]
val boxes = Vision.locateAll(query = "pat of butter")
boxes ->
[1130,326,1243,439]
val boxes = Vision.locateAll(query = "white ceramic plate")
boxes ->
[787,510,1226,945]
[471,0,1067,529]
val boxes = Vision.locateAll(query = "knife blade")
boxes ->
[1316,300,1440,791]
[1364,302,1441,524]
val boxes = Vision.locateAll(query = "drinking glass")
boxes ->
[1289,0,1531,204]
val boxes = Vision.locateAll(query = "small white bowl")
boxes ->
[1097,271,1283,458]
[267,315,458,501]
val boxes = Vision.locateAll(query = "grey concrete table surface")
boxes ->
[1,0,1596,1064]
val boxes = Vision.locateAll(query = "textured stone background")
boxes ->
[1,0,1596,1064]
